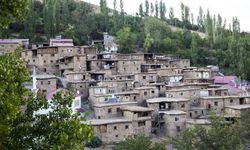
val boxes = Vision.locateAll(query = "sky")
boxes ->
[82,0,250,32]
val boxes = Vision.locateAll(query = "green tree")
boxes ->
[0,50,94,149]
[113,135,165,150]
[145,0,149,16]
[169,7,174,25]
[155,0,159,18]
[144,33,154,52]
[139,3,144,17]
[116,27,136,53]
[0,0,28,28]
[0,49,30,148]
[172,114,244,150]
[150,3,154,16]
[180,3,185,22]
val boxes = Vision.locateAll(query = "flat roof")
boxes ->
[166,88,200,92]
[186,119,211,125]
[87,118,131,125]
[93,101,137,107]
[225,104,250,110]
[147,97,189,103]
[94,91,140,97]
[31,74,56,79]
[200,95,250,100]
[121,106,154,112]
[135,86,156,90]
[159,110,186,115]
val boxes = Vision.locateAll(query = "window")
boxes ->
[134,96,136,100]
[144,91,147,96]
[181,104,185,108]
[98,116,101,119]
[44,60,46,64]
[214,101,218,106]
[137,68,139,70]
[41,54,43,57]
[176,126,181,132]
[74,99,80,107]
[151,90,155,94]
[125,125,129,129]
[123,62,125,64]
[116,107,120,112]
[138,112,148,117]
[143,76,146,79]
[51,54,54,57]
[33,59,35,62]
[113,126,117,130]
[138,121,146,127]
[115,135,118,137]
[194,111,197,114]
[50,60,53,63]
[48,81,51,85]
[179,92,183,96]
[124,68,126,71]
[175,117,179,121]
[108,108,112,113]
[41,81,43,85]
[230,99,233,103]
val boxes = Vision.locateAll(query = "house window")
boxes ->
[230,99,233,103]
[51,54,54,57]
[44,60,46,64]
[134,96,136,100]
[144,91,147,96]
[151,91,155,94]
[115,135,118,137]
[176,126,181,132]
[74,99,80,107]
[195,111,197,114]
[50,60,53,63]
[143,76,146,79]
[33,59,35,62]
[125,125,129,129]
[214,101,218,106]
[116,107,120,112]
[181,104,185,108]
[138,121,146,127]
[48,81,51,85]
[179,92,183,96]
[41,81,43,85]
[108,108,112,113]
[41,54,43,57]
[98,116,101,119]
[113,126,117,130]
[175,117,179,121]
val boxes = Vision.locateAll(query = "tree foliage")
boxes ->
[0,50,94,149]
[172,114,245,150]
[113,135,165,150]
[116,27,136,53]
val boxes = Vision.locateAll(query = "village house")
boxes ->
[161,110,187,137]
[93,101,138,119]
[0,39,29,55]
[33,73,57,93]
[146,97,190,113]
[224,104,250,118]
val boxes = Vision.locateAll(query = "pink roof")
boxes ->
[212,76,237,84]
[222,84,244,95]
[46,88,82,99]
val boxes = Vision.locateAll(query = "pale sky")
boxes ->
[83,0,250,32]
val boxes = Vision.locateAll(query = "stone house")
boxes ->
[34,74,57,93]
[121,106,153,136]
[165,88,200,99]
[134,86,159,104]
[161,110,187,137]
[134,73,158,86]
[93,101,137,119]
[224,104,250,118]
[169,59,190,68]
[88,118,133,143]
[146,97,190,112]
[0,39,29,55]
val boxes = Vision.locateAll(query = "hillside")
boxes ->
[0,0,250,80]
